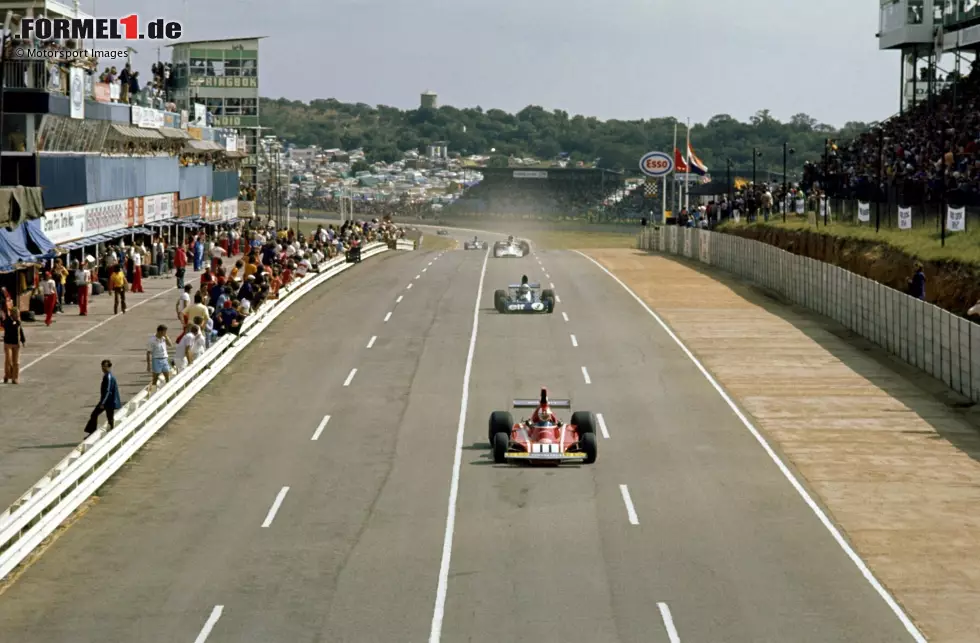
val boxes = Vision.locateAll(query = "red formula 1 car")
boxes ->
[487,389,598,465]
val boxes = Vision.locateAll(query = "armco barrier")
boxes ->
[0,240,402,580]
[639,226,980,404]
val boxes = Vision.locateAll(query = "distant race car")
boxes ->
[488,389,598,464]
[464,237,488,250]
[437,229,449,236]
[494,277,555,313]
[493,236,530,258]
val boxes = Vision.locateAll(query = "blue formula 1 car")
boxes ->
[493,275,555,314]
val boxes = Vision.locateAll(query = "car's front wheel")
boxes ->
[493,431,510,464]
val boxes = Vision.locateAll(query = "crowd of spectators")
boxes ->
[3,215,406,391]
[813,64,980,207]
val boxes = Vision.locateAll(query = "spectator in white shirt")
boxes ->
[40,271,57,326]
[175,284,192,322]
[146,324,174,390]
[175,322,204,371]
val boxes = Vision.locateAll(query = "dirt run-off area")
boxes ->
[586,247,980,643]
[723,224,980,317]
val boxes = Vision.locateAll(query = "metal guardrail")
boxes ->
[0,240,404,580]
[639,226,980,403]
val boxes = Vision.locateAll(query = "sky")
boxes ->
[89,0,899,128]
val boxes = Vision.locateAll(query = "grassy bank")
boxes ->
[722,218,980,267]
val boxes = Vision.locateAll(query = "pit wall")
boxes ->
[638,226,980,404]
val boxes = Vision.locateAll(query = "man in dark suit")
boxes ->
[85,359,123,435]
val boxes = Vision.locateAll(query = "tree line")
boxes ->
[259,97,870,176]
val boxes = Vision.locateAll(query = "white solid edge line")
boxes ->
[657,603,681,643]
[570,334,578,347]
[384,312,392,323]
[396,295,403,303]
[193,605,224,643]
[407,283,413,289]
[619,484,639,525]
[429,247,490,643]
[311,415,331,440]
[596,412,609,439]
[573,250,926,643]
[581,366,591,384]
[343,368,357,386]
[21,286,174,372]
[562,312,569,322]
[366,335,377,349]
[261,487,290,528]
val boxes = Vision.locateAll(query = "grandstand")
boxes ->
[448,167,627,217]
[807,1,980,223]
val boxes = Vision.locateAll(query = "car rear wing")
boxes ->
[512,398,571,408]
[508,283,541,289]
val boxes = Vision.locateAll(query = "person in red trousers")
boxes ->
[74,261,90,316]
[40,271,57,325]
[131,247,144,293]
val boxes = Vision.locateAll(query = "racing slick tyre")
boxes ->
[580,432,598,464]
[493,431,510,464]
[541,289,555,313]
[571,411,596,435]
[494,289,508,313]
[488,410,514,445]
[519,241,531,256]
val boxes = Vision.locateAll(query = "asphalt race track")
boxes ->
[0,231,919,642]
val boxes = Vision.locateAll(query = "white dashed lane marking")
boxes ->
[407,283,413,289]
[546,274,550,279]
[570,334,578,347]
[261,487,290,528]
[562,312,569,322]
[193,606,224,643]
[384,312,392,323]
[396,295,403,303]
[423,268,427,273]
[311,415,331,440]
[596,413,609,439]
[366,336,377,349]
[581,366,591,384]
[343,368,357,386]
[555,295,561,303]
[549,282,555,288]
[415,274,421,279]
[619,484,639,525]
[429,261,433,266]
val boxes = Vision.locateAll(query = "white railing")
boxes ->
[0,241,401,580]
[639,226,980,403]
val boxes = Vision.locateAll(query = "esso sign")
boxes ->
[639,151,673,177]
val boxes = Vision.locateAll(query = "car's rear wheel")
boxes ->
[494,289,507,313]
[580,432,598,464]
[571,411,596,435]
[493,431,510,464]
[488,410,514,444]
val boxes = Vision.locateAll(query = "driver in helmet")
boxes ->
[473,235,479,244]
[527,388,562,428]
[508,235,515,244]
[517,274,532,302]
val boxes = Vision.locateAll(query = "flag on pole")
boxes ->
[673,148,689,173]
[686,140,708,176]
